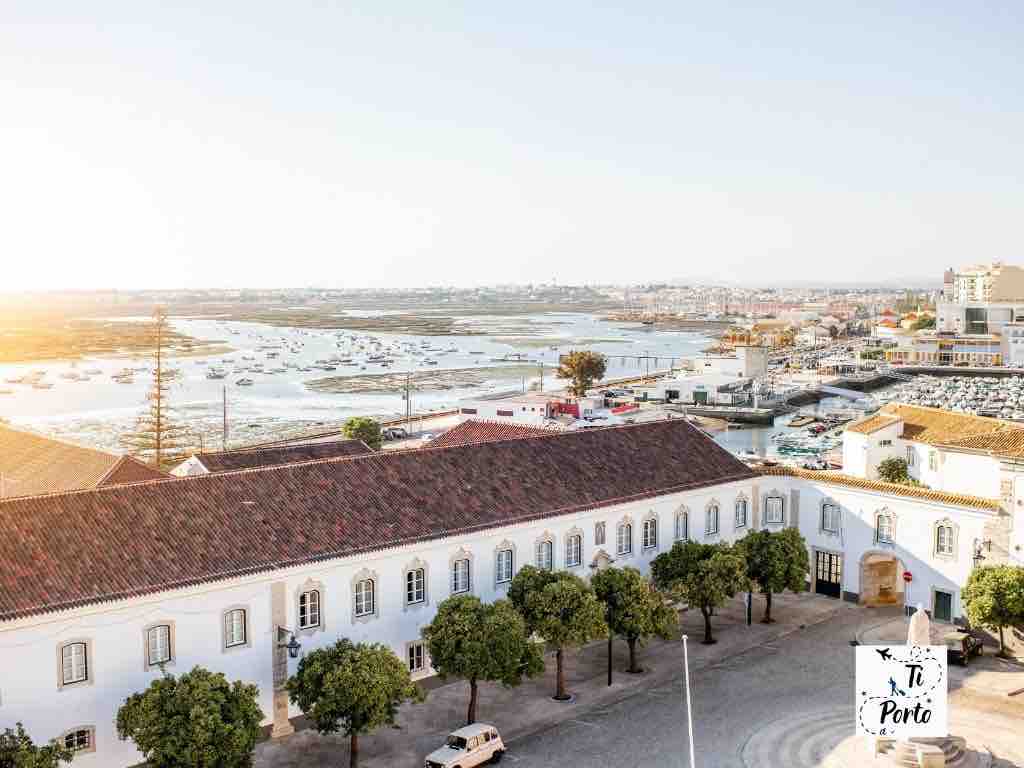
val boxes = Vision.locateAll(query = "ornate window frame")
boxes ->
[564,526,584,568]
[734,494,749,529]
[295,578,326,636]
[56,638,93,691]
[142,620,176,671]
[534,532,556,571]
[705,500,720,537]
[874,508,897,545]
[494,540,516,588]
[764,490,786,525]
[933,517,958,560]
[641,512,659,551]
[674,505,689,541]
[60,726,96,755]
[351,568,379,623]
[448,547,475,595]
[402,558,429,611]
[615,515,634,557]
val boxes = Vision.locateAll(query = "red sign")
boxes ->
[902,571,913,583]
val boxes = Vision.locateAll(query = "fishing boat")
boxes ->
[206,369,227,380]
[235,378,254,386]
[31,381,53,390]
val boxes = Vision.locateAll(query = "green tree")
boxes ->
[592,566,677,676]
[121,307,194,469]
[286,639,423,768]
[876,457,910,484]
[911,315,936,331]
[0,723,74,768]
[508,566,607,700]
[422,595,544,724]
[739,528,810,623]
[342,417,382,450]
[115,666,262,768]
[962,565,1024,657]
[651,541,748,644]
[555,350,607,397]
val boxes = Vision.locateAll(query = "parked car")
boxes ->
[943,629,983,666]
[382,426,408,441]
[424,724,505,768]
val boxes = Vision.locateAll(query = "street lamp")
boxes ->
[277,629,302,658]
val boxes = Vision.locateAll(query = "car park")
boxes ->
[424,724,505,768]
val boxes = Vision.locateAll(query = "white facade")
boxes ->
[456,396,554,424]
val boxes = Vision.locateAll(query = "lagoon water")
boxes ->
[0,312,712,452]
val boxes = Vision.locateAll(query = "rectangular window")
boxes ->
[734,499,748,528]
[616,524,632,555]
[460,407,478,415]
[408,642,425,672]
[298,590,321,629]
[451,559,471,593]
[765,497,784,524]
[906,446,915,467]
[876,515,894,543]
[146,625,171,666]
[224,609,247,647]
[565,535,582,567]
[705,506,719,535]
[821,503,840,533]
[406,569,425,604]
[642,519,657,549]
[675,513,688,541]
[497,409,514,417]
[64,729,91,752]
[354,580,375,617]
[936,526,954,555]
[929,451,938,471]
[535,540,554,570]
[496,549,514,583]
[594,522,606,546]
[61,642,88,685]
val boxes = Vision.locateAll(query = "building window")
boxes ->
[876,513,895,543]
[535,539,554,571]
[675,511,688,541]
[929,451,938,471]
[60,642,88,686]
[497,409,513,417]
[451,559,471,593]
[642,519,658,550]
[408,642,425,673]
[765,496,784,524]
[224,609,247,648]
[146,624,172,667]
[705,504,719,535]
[595,521,606,546]
[821,503,840,533]
[298,590,321,629]
[734,499,748,529]
[906,446,915,467]
[354,579,375,617]
[935,524,955,556]
[406,569,425,604]
[616,522,632,555]
[460,407,477,415]
[496,548,514,583]
[62,728,93,753]
[565,534,582,567]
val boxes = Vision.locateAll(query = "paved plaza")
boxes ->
[255,594,1024,768]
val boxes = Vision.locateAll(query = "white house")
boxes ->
[0,418,1014,766]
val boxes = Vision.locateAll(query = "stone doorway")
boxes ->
[859,551,904,607]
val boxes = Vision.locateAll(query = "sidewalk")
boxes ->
[856,609,1024,699]
[254,592,844,768]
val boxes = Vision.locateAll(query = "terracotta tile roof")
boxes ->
[193,440,373,473]
[0,420,755,622]
[757,466,1002,511]
[0,423,128,497]
[429,420,562,448]
[845,403,1024,445]
[844,413,900,435]
[97,456,169,486]
[937,429,1024,459]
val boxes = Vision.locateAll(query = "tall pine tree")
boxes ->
[121,307,193,469]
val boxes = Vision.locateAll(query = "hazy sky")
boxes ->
[2,2,1022,290]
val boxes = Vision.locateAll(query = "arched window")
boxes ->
[642,518,658,550]
[675,510,688,541]
[876,512,895,543]
[565,534,582,567]
[298,589,321,629]
[535,540,554,571]
[354,579,375,617]
[705,504,719,535]
[406,569,425,604]
[734,498,748,528]
[616,522,632,555]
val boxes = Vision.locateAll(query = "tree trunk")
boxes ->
[607,632,613,686]
[999,625,1006,657]
[627,636,640,673]
[761,590,774,623]
[350,732,359,768]
[467,677,478,724]
[701,606,716,644]
[555,647,569,700]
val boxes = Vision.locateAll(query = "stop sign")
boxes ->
[903,571,913,583]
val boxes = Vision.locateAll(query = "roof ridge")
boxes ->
[196,438,368,459]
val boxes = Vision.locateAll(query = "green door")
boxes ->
[933,590,953,622]
[693,391,708,405]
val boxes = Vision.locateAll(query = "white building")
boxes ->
[945,262,1024,305]
[0,419,1014,766]
[687,344,769,379]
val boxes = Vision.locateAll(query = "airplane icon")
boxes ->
[876,648,893,661]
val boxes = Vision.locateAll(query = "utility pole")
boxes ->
[539,362,544,392]
[222,385,228,451]
[405,371,412,433]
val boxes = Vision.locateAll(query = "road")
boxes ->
[503,608,1024,768]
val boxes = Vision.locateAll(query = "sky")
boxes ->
[1,1,1022,290]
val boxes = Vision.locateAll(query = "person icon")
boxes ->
[888,677,906,696]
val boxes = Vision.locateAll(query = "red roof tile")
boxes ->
[193,440,373,473]
[0,420,754,621]
[429,420,561,448]
[97,456,169,486]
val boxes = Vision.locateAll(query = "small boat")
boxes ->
[235,378,254,386]
[31,381,53,389]
[206,370,227,380]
